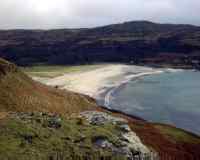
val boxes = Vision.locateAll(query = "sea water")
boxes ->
[99,70,200,135]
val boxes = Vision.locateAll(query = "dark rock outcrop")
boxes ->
[0,58,17,76]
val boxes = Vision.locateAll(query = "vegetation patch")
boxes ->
[154,124,200,144]
[0,112,128,160]
[22,64,106,78]
[0,61,97,115]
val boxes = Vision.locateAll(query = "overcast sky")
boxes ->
[0,0,200,29]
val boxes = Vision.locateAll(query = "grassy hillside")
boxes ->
[0,58,130,160]
[0,58,97,115]
[0,112,127,160]
[22,64,106,78]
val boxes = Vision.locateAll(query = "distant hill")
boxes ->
[0,21,200,66]
[0,58,97,114]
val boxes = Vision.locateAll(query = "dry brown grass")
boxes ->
[0,58,98,116]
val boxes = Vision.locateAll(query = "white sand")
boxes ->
[33,64,163,98]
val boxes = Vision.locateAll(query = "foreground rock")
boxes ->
[0,111,159,160]
[80,111,159,159]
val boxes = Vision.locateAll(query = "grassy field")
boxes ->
[22,64,107,78]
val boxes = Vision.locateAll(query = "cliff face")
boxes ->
[0,21,200,66]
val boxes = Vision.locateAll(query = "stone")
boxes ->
[119,124,131,132]
[80,111,127,125]
[90,115,107,125]
[48,117,62,129]
[93,136,113,149]
[80,111,156,159]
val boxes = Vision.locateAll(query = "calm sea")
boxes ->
[99,70,200,135]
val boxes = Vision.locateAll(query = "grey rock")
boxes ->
[119,124,131,132]
[48,117,62,129]
[80,111,159,160]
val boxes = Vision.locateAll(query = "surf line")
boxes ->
[104,70,164,108]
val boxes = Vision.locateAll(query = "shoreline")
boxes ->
[99,68,200,136]
[33,64,165,99]
[100,70,164,108]
[31,64,186,108]
[31,64,186,114]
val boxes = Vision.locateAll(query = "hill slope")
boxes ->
[0,21,200,66]
[0,58,97,114]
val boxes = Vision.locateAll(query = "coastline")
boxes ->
[32,64,165,100]
[100,68,200,135]
[100,70,164,108]
[31,64,188,122]
[31,64,187,111]
[27,63,200,159]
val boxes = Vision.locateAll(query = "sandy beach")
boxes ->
[33,64,163,98]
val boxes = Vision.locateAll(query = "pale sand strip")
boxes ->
[34,64,163,98]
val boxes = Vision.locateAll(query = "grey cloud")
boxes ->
[0,0,199,29]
